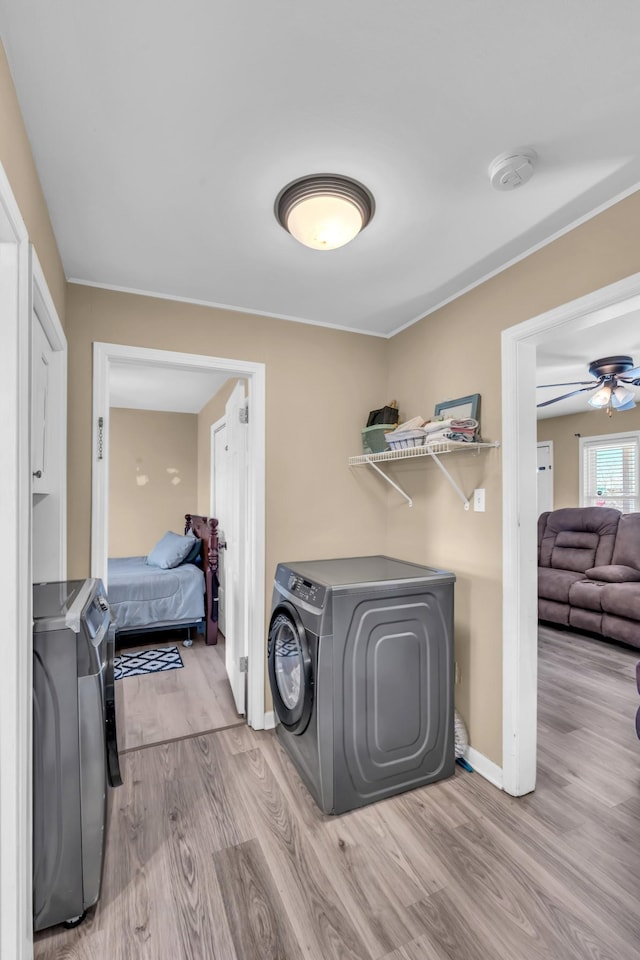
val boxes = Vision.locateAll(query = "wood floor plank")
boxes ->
[213,839,302,960]
[230,746,369,960]
[258,742,425,958]
[408,889,512,960]
[381,934,452,960]
[162,774,239,960]
[117,636,241,751]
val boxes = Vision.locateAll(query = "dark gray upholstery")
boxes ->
[539,567,587,603]
[539,507,619,570]
[569,578,607,611]
[569,607,603,634]
[538,508,640,649]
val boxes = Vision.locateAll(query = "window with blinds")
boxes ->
[580,431,640,513]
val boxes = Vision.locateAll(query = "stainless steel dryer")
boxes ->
[32,579,122,931]
[268,556,455,815]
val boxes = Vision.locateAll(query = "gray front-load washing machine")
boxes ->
[268,556,455,815]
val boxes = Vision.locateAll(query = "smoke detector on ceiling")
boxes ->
[489,149,537,191]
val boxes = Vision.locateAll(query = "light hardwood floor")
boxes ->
[116,633,243,752]
[35,627,640,959]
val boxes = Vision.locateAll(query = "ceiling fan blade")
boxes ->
[536,379,598,389]
[618,366,640,380]
[536,382,602,408]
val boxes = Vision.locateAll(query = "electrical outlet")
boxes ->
[473,488,485,512]
[454,661,461,684]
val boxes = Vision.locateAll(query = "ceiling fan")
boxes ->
[537,355,640,414]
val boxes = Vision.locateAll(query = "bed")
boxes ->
[107,513,220,647]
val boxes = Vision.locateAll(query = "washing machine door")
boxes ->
[268,602,314,734]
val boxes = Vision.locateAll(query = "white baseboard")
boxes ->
[465,747,504,789]
[263,711,276,730]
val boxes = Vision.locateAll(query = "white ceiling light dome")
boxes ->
[275,174,375,250]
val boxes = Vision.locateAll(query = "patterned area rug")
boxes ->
[114,645,184,680]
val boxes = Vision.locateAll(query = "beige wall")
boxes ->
[196,378,246,516]
[66,282,389,582]
[109,408,198,556]
[387,189,640,765]
[0,40,65,321]
[538,407,640,509]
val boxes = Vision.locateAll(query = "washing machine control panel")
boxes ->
[281,569,325,607]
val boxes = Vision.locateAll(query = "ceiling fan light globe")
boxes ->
[588,385,612,408]
[612,397,636,412]
[613,384,634,405]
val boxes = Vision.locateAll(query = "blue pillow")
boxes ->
[147,531,197,569]
[182,537,202,565]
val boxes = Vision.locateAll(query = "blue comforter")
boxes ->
[107,556,205,630]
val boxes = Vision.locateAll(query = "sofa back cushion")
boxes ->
[610,512,640,571]
[539,507,620,573]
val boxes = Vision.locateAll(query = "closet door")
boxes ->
[32,309,53,494]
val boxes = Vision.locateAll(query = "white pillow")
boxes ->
[147,531,197,569]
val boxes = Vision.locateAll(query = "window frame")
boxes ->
[579,429,640,513]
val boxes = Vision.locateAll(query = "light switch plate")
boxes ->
[473,488,485,512]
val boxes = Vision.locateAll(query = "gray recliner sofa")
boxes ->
[538,507,640,649]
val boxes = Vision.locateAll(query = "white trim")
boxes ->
[209,415,226,518]
[69,278,386,339]
[390,182,640,339]
[0,162,32,960]
[91,342,266,730]
[465,747,504,790]
[502,270,640,797]
[31,248,67,580]
[263,711,276,731]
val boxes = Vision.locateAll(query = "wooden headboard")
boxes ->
[184,514,219,645]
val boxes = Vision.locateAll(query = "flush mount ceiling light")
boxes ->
[275,174,374,250]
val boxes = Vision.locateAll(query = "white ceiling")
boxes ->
[1,2,640,337]
[536,307,640,419]
[110,362,229,413]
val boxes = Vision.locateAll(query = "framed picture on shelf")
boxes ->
[434,393,480,421]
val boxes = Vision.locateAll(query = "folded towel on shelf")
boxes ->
[450,418,478,431]
[445,418,479,442]
[423,418,454,434]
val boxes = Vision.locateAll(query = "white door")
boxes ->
[211,419,228,636]
[31,308,52,494]
[537,441,554,515]
[224,382,249,715]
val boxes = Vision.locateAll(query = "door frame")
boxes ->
[501,270,640,796]
[0,162,32,960]
[91,342,267,729]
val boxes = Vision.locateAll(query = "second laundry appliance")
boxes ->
[268,555,455,815]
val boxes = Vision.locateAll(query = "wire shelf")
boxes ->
[348,440,500,467]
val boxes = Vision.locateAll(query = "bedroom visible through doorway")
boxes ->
[91,343,266,749]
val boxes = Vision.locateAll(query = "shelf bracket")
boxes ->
[426,447,470,510]
[364,456,413,507]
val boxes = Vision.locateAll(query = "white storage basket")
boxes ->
[384,428,427,449]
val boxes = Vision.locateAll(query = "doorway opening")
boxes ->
[91,343,266,738]
[502,271,640,796]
